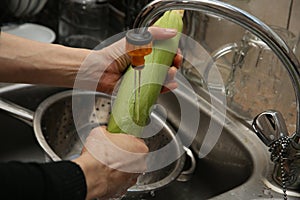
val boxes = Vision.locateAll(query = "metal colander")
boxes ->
[0,90,190,193]
[37,92,113,161]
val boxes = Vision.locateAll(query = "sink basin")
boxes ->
[0,85,65,162]
[0,83,298,199]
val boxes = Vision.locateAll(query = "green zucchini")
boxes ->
[107,10,183,136]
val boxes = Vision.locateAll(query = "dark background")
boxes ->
[0,0,152,44]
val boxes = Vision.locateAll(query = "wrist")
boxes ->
[73,154,108,200]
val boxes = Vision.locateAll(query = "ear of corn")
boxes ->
[107,10,183,136]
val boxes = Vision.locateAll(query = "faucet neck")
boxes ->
[133,0,300,140]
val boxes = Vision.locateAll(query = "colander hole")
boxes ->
[92,113,96,117]
[101,104,105,107]
[96,108,99,111]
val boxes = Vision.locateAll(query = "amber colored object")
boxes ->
[126,29,153,70]
[126,42,152,69]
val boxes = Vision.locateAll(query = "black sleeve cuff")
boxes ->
[40,161,87,200]
[0,161,87,200]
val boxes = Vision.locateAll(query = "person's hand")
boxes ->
[100,26,182,93]
[73,126,148,200]
[77,27,182,93]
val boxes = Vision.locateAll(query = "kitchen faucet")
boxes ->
[131,0,300,194]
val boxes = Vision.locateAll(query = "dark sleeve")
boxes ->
[0,161,87,200]
[0,0,9,25]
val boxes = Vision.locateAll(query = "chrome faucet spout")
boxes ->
[133,0,300,141]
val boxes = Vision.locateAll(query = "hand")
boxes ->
[73,126,148,200]
[78,27,182,93]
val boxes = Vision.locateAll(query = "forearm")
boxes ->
[0,32,91,88]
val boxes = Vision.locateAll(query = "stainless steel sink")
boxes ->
[0,85,65,162]
[0,83,297,199]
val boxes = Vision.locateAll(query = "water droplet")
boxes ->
[150,190,155,197]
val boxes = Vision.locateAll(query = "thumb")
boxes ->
[148,26,178,40]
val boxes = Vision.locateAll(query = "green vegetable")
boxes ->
[107,10,183,136]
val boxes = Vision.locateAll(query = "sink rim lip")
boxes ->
[0,83,34,93]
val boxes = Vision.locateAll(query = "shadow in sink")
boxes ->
[0,85,65,162]
[0,113,44,162]
[124,155,251,200]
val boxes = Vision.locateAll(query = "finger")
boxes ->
[148,26,177,40]
[161,81,178,94]
[167,66,177,81]
[173,49,183,69]
[161,67,178,94]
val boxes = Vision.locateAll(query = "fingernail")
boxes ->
[164,28,177,33]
